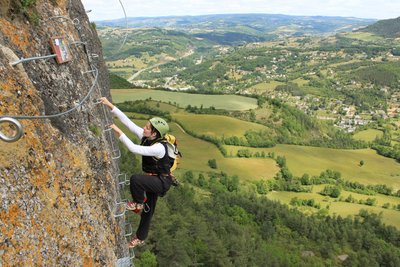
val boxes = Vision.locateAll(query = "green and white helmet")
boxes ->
[149,117,169,137]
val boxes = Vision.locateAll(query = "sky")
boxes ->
[81,0,400,21]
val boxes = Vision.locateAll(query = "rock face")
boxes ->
[0,1,128,265]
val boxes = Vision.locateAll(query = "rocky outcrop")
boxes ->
[0,0,128,266]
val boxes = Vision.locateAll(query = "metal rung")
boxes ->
[118,182,127,200]
[47,15,71,22]
[47,16,80,26]
[125,223,133,237]
[92,99,102,105]
[69,41,87,48]
[114,201,126,218]
[118,182,128,204]
[129,248,136,260]
[82,69,96,74]
[125,175,131,185]
[112,149,121,160]
[118,173,126,185]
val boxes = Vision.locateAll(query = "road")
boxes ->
[127,49,194,82]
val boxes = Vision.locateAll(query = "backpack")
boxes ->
[163,133,182,172]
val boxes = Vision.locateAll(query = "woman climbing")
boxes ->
[100,97,174,248]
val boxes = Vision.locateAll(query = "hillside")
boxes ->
[102,21,400,140]
[96,14,376,45]
[357,16,400,38]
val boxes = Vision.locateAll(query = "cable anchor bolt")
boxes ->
[0,117,24,143]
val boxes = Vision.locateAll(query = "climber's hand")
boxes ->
[99,97,114,110]
[109,124,123,137]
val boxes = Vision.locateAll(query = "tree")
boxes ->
[320,185,341,198]
[137,250,157,267]
[183,171,194,183]
[208,159,217,169]
[198,173,207,187]
[360,160,365,167]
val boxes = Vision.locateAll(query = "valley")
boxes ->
[97,14,400,229]
[96,13,400,265]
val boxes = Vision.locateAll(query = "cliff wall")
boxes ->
[0,0,128,265]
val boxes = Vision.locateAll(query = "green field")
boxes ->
[174,113,268,139]
[267,188,400,228]
[344,32,384,41]
[248,81,284,92]
[292,78,309,86]
[111,89,258,111]
[225,144,400,189]
[353,129,383,142]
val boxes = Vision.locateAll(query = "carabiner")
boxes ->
[0,117,23,142]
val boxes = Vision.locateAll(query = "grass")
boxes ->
[248,81,284,92]
[292,78,309,86]
[267,189,400,228]
[174,121,279,181]
[353,129,383,142]
[108,68,135,79]
[344,32,384,42]
[173,113,268,139]
[111,89,258,111]
[224,144,400,190]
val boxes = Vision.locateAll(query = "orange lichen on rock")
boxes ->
[83,256,95,267]
[0,19,32,51]
[0,75,21,94]
[83,178,92,194]
[0,204,24,238]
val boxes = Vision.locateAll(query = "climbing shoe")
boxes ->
[128,237,145,248]
[126,202,144,213]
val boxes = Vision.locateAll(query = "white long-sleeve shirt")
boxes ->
[111,107,165,158]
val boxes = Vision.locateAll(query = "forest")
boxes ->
[127,168,400,266]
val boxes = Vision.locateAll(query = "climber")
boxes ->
[100,97,174,248]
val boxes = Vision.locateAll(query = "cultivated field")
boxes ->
[344,32,384,41]
[353,129,383,142]
[111,89,258,111]
[173,113,269,139]
[267,189,400,228]
[225,144,400,189]
[248,81,284,93]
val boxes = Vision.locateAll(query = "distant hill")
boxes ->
[96,14,376,45]
[109,72,134,89]
[357,16,400,38]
